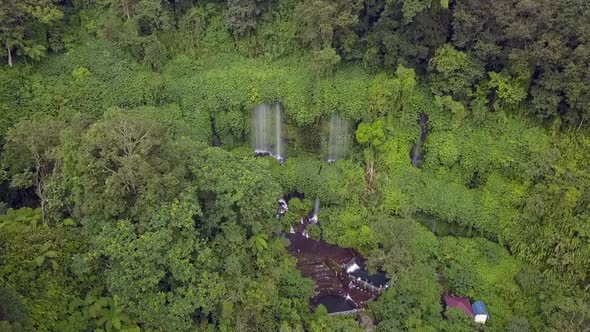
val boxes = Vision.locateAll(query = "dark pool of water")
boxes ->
[281,194,390,313]
[315,294,355,313]
[288,231,388,311]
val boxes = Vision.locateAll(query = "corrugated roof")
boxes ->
[472,301,488,315]
[444,295,474,316]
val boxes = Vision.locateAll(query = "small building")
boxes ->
[444,295,474,317]
[472,301,489,324]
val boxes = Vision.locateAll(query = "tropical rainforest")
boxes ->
[0,0,589,331]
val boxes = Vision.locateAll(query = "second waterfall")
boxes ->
[252,103,285,163]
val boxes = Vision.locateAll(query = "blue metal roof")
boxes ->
[472,301,488,315]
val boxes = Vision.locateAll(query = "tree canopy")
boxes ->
[1,0,589,331]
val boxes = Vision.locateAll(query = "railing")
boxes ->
[328,308,364,316]
[352,278,388,294]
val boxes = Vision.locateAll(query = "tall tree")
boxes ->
[102,0,171,68]
[428,44,485,102]
[72,110,194,221]
[1,117,65,222]
[364,0,449,71]
[225,0,258,36]
[294,0,360,52]
[0,0,63,67]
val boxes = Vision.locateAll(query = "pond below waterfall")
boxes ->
[315,295,356,313]
[281,195,389,314]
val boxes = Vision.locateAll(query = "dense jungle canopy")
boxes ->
[0,0,589,331]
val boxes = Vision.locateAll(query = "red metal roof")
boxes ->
[444,295,474,316]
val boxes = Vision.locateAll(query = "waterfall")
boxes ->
[327,113,349,163]
[310,197,320,224]
[253,104,270,155]
[314,197,320,217]
[274,103,284,163]
[252,103,285,163]
[410,112,429,168]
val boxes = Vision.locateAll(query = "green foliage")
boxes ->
[85,296,139,332]
[365,0,448,70]
[428,44,484,102]
[488,71,529,111]
[356,120,385,147]
[322,206,376,253]
[225,0,260,37]
[73,110,194,220]
[307,307,364,331]
[306,224,321,240]
[435,95,467,127]
[398,0,444,23]
[0,0,63,66]
[438,237,539,329]
[425,131,459,167]
[367,73,398,118]
[142,36,166,71]
[508,157,590,287]
[310,47,341,77]
[92,209,207,331]
[178,5,208,50]
[440,307,477,331]
[294,0,359,50]
[371,266,442,330]
[71,66,91,80]
[0,208,91,331]
[1,116,76,223]
[0,109,314,331]
[1,2,589,330]
[0,207,42,225]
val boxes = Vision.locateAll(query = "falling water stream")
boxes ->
[275,104,283,162]
[309,197,320,224]
[411,112,429,168]
[253,104,270,155]
[252,103,285,163]
[327,114,349,163]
